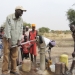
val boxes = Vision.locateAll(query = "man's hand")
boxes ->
[8,38,11,49]
[17,40,21,46]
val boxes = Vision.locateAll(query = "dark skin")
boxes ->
[69,25,75,72]
[8,9,23,48]
[32,26,35,31]
[70,25,75,33]
[23,30,25,35]
[26,27,29,31]
[70,25,75,52]
[15,9,23,18]
[70,36,75,72]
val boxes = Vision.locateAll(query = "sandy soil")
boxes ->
[18,47,74,75]
[0,47,74,75]
[37,47,73,66]
[0,33,74,75]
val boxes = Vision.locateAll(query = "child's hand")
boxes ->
[27,44,33,50]
[27,47,30,50]
[30,44,33,47]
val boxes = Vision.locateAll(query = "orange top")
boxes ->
[29,30,37,55]
[29,30,37,40]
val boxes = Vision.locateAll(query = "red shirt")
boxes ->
[22,42,31,53]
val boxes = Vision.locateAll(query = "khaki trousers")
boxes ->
[2,37,18,74]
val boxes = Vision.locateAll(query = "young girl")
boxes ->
[29,24,38,63]
[22,35,33,60]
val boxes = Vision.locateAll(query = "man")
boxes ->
[69,25,75,73]
[29,24,38,63]
[2,6,27,75]
[70,52,75,73]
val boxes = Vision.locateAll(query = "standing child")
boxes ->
[22,35,33,60]
[29,24,38,63]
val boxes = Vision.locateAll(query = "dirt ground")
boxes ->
[37,47,73,67]
[0,47,73,75]
[17,47,74,75]
[0,33,74,75]
[19,47,74,75]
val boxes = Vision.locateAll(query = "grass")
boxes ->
[40,32,74,47]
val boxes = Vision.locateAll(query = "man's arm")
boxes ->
[4,17,11,39]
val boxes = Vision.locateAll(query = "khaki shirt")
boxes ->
[4,13,23,45]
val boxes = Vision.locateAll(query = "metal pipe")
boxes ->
[11,39,36,48]
[40,47,46,71]
[39,39,46,71]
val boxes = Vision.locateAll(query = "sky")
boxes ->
[0,0,75,30]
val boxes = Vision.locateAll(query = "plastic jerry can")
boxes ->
[59,54,68,67]
[22,58,31,72]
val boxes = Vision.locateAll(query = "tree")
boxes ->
[67,9,75,25]
[51,30,55,33]
[23,22,31,28]
[38,27,50,33]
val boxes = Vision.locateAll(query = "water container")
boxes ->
[59,54,68,67]
[50,64,55,72]
[22,58,31,72]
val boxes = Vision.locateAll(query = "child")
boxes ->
[29,24,38,63]
[22,35,33,60]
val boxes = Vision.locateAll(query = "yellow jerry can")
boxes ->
[59,54,68,67]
